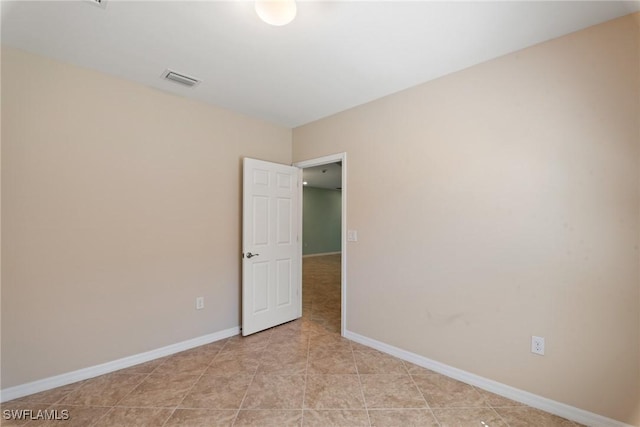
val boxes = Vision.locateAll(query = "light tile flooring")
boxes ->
[2,255,582,426]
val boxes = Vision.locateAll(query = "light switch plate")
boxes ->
[347,230,358,241]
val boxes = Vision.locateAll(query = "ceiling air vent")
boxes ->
[162,70,201,88]
[85,0,107,9]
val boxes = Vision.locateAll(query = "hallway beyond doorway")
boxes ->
[302,254,341,334]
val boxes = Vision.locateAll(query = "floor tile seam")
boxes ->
[241,403,306,412]
[305,373,360,377]
[230,345,267,426]
[217,335,238,356]
[107,370,155,408]
[358,372,426,377]
[147,353,175,376]
[366,405,441,410]
[485,406,514,427]
[488,405,529,408]
[159,407,178,427]
[165,408,240,413]
[356,368,410,375]
[486,406,512,427]
[157,350,217,367]
[110,403,181,409]
[200,345,225,367]
[406,363,440,427]
[48,377,101,407]
[58,374,97,398]
[400,360,413,376]
[235,408,303,411]
[233,408,304,427]
[89,405,116,427]
[492,407,578,427]
[251,372,308,378]
[429,405,498,410]
[32,392,71,407]
[301,403,374,410]
[176,404,242,410]
[365,408,443,411]
[173,363,210,416]
[105,404,187,409]
[45,403,113,408]
[367,408,436,427]
[300,327,312,427]
[466,387,527,411]
[351,343,372,427]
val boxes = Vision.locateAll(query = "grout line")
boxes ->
[351,340,372,427]
[159,407,177,426]
[230,332,270,426]
[106,367,156,409]
[161,339,227,425]
[470,384,514,427]
[300,327,312,425]
[90,406,116,427]
[489,406,512,427]
[404,361,441,427]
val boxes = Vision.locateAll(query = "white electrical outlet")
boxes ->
[531,336,545,355]
[196,297,204,310]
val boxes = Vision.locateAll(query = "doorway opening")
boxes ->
[294,153,347,336]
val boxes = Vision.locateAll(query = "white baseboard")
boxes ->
[343,330,635,427]
[0,326,240,403]
[303,251,341,258]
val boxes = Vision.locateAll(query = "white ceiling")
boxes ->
[2,1,638,128]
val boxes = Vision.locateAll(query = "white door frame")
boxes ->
[294,152,347,336]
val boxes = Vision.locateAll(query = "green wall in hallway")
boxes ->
[303,187,341,255]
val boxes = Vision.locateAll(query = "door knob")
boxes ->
[246,252,260,259]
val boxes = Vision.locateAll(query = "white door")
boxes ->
[242,158,301,336]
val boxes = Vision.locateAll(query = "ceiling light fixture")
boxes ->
[255,0,297,26]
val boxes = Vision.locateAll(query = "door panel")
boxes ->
[252,197,269,245]
[276,258,292,306]
[242,158,301,336]
[252,262,269,313]
[277,198,292,244]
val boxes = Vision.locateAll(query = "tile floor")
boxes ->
[2,255,582,426]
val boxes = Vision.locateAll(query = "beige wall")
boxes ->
[294,14,640,426]
[1,48,291,388]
